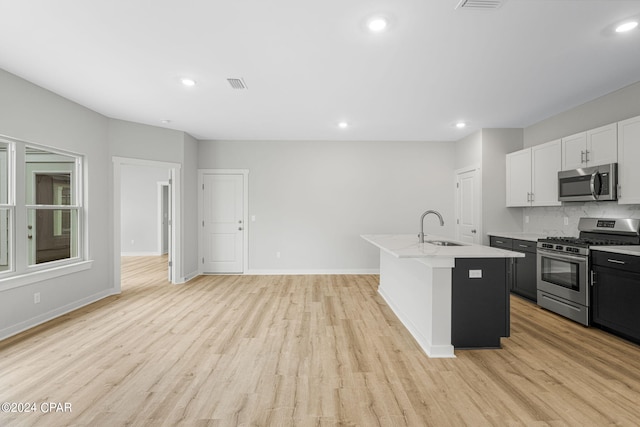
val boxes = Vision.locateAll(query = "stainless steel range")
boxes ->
[536,217,640,326]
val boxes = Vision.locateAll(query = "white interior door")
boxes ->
[202,174,244,273]
[456,168,481,244]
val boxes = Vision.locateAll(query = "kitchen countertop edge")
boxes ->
[362,234,524,259]
[487,232,549,242]
[590,246,640,256]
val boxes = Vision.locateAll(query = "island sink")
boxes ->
[361,234,524,358]
[425,240,465,247]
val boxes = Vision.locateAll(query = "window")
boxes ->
[0,138,84,280]
[26,147,80,265]
[0,140,11,273]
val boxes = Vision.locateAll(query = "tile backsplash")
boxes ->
[523,203,640,236]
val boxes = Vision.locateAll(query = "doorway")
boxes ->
[455,166,481,244]
[113,157,182,291]
[199,169,249,274]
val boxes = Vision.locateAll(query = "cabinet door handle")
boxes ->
[581,150,586,164]
[607,259,625,265]
[585,149,590,163]
[518,244,528,248]
[495,240,504,244]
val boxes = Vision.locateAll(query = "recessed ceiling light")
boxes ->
[615,20,638,33]
[338,121,349,129]
[367,17,388,32]
[456,122,467,129]
[161,119,171,124]
[180,77,196,87]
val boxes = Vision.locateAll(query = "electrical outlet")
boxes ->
[564,217,569,226]
[525,216,529,224]
[468,270,482,279]
[276,251,281,259]
[251,215,256,222]
[131,239,135,245]
[34,292,40,304]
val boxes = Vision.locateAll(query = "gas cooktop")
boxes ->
[539,236,638,247]
[538,217,640,251]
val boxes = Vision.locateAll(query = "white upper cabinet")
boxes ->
[617,115,640,205]
[506,148,532,207]
[531,139,562,206]
[506,139,561,207]
[561,123,617,170]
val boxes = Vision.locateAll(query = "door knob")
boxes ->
[238,227,243,231]
[471,229,477,234]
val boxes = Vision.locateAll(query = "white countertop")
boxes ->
[590,246,640,256]
[361,234,524,259]
[487,232,549,242]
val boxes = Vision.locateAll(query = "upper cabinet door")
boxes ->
[586,123,617,166]
[618,115,640,205]
[561,132,587,170]
[562,124,618,170]
[506,148,532,207]
[531,139,561,206]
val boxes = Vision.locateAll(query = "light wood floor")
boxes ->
[1,256,640,426]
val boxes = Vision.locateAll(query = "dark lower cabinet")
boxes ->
[489,236,537,302]
[513,249,537,301]
[451,258,510,348]
[591,251,640,345]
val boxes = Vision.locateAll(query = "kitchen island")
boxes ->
[362,234,523,358]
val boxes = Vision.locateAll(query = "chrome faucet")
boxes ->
[418,210,444,243]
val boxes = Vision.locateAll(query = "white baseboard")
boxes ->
[244,269,380,275]
[0,288,118,342]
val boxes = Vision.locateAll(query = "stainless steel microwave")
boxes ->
[558,163,617,202]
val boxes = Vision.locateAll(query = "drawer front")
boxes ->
[512,239,537,253]
[490,236,513,250]
[592,251,640,273]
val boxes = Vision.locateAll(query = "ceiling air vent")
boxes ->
[227,78,248,89]
[456,0,506,10]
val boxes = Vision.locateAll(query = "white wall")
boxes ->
[0,68,112,340]
[108,119,184,163]
[454,129,524,244]
[481,129,524,243]
[198,140,456,272]
[181,133,199,280]
[455,130,482,170]
[120,164,169,255]
[524,80,640,148]
[108,118,200,282]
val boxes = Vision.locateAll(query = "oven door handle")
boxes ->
[537,248,587,263]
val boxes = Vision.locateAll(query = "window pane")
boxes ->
[0,208,10,272]
[26,147,76,205]
[0,142,8,205]
[27,208,78,265]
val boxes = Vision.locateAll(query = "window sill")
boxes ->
[0,260,93,292]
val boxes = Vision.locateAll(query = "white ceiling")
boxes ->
[1,0,639,141]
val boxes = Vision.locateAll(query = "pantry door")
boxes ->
[200,172,246,273]
[456,167,481,245]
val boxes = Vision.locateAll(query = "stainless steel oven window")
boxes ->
[539,253,581,291]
